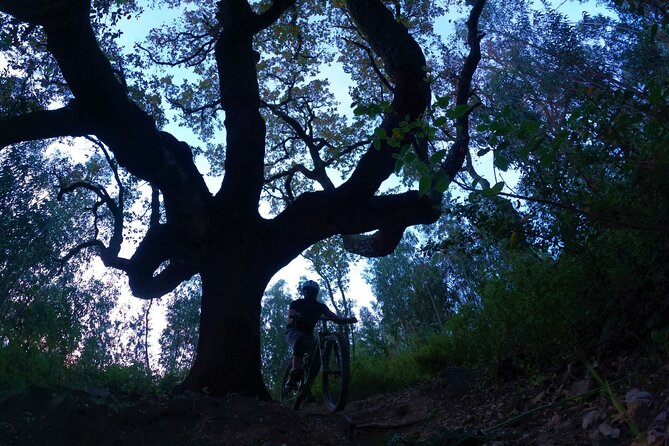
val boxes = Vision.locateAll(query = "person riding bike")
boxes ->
[284,279,357,389]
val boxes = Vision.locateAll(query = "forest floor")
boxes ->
[0,351,667,446]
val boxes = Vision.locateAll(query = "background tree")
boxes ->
[303,237,354,317]
[354,306,387,357]
[302,236,358,351]
[0,0,486,398]
[468,0,669,343]
[352,0,668,379]
[0,141,135,387]
[259,279,293,397]
[365,229,457,346]
[158,276,201,384]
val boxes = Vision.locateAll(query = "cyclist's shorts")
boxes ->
[285,327,314,356]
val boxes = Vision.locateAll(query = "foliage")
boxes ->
[260,280,293,397]
[349,344,427,399]
[158,276,202,379]
[355,306,387,357]
[0,141,146,390]
[303,236,355,317]
[364,231,457,347]
[356,0,669,387]
[85,362,155,395]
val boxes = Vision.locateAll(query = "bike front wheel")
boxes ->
[322,333,350,413]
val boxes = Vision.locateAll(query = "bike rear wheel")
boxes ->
[322,333,350,413]
[294,352,320,410]
[280,354,320,411]
[279,360,300,408]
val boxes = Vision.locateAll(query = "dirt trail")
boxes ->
[1,354,667,445]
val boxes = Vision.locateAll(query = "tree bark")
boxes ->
[178,257,272,399]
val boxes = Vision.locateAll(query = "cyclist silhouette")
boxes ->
[284,279,356,389]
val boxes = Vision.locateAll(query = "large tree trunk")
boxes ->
[179,259,272,399]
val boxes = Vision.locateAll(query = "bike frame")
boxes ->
[301,317,335,392]
[281,316,351,412]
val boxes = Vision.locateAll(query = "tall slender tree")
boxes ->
[259,279,292,396]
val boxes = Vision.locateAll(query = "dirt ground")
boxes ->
[0,353,667,445]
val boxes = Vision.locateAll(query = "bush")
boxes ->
[92,363,155,395]
[348,346,429,400]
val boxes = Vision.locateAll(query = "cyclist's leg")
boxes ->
[285,329,313,386]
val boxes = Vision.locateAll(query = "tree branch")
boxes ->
[56,166,126,264]
[26,1,212,234]
[124,225,197,299]
[135,34,216,67]
[0,105,91,150]
[476,187,669,232]
[262,100,336,190]
[273,189,440,259]
[265,0,439,259]
[332,0,487,257]
[338,0,431,196]
[253,0,297,32]
[58,239,105,265]
[345,38,395,93]
[0,0,72,25]
[441,0,486,180]
[150,186,161,228]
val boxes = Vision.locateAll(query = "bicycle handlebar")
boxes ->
[319,316,357,324]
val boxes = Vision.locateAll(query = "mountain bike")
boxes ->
[280,317,352,413]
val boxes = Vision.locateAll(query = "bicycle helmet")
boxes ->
[300,279,320,294]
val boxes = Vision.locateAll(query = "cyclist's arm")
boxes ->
[323,308,357,324]
[287,309,302,325]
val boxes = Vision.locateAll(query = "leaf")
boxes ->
[625,388,652,417]
[446,104,469,119]
[547,414,561,430]
[435,96,449,108]
[374,127,387,139]
[532,390,545,404]
[482,181,505,197]
[418,175,431,195]
[433,116,448,127]
[651,327,669,349]
[430,150,446,164]
[394,158,403,174]
[519,119,541,135]
[494,154,510,171]
[582,409,600,430]
[414,160,429,175]
[435,177,450,193]
[625,389,652,403]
